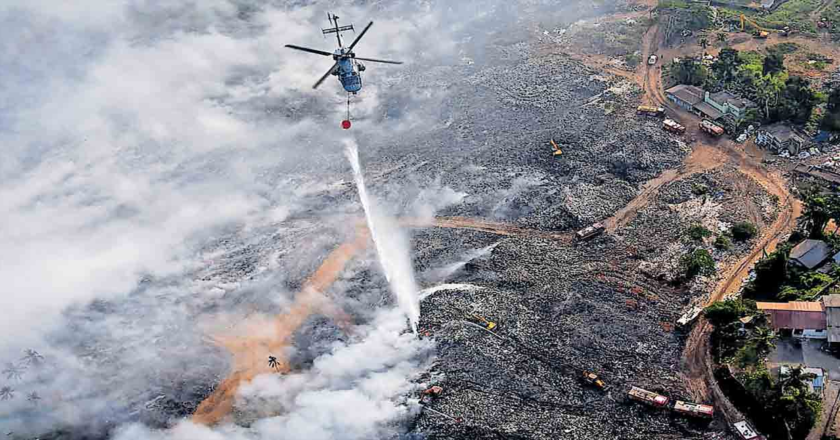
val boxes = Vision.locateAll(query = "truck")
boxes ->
[648,55,658,65]
[628,387,669,408]
[700,119,724,137]
[732,421,765,440]
[576,222,605,241]
[636,105,665,117]
[673,400,714,419]
[662,118,686,134]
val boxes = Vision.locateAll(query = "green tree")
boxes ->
[712,48,742,83]
[822,87,840,132]
[732,222,758,241]
[681,248,716,280]
[688,224,712,241]
[801,190,833,239]
[776,76,818,124]
[672,58,708,86]
[705,298,753,327]
[716,32,728,46]
[753,326,776,354]
[715,235,733,250]
[763,51,785,76]
[699,37,709,52]
[744,244,792,299]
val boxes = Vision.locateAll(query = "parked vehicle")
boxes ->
[732,421,765,440]
[673,400,714,419]
[700,119,724,137]
[576,222,605,241]
[636,105,665,117]
[628,387,669,408]
[648,55,658,65]
[663,118,686,134]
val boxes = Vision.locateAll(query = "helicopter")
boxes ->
[285,13,403,129]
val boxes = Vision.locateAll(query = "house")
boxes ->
[823,294,840,343]
[817,251,840,274]
[789,239,831,270]
[705,90,756,119]
[756,123,808,155]
[755,301,827,338]
[666,85,705,113]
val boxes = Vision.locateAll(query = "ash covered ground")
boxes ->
[0,0,770,439]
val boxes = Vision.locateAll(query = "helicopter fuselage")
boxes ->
[334,48,362,94]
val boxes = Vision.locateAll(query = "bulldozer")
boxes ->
[550,139,563,157]
[740,14,770,39]
[582,371,606,390]
[469,314,497,331]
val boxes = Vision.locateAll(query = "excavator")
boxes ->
[582,371,606,390]
[740,14,770,39]
[469,314,497,331]
[550,139,563,157]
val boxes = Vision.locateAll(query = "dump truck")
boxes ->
[469,315,497,331]
[732,421,765,440]
[637,105,665,117]
[628,387,669,408]
[700,119,724,137]
[663,118,686,134]
[576,222,605,241]
[673,400,714,419]
[581,371,606,390]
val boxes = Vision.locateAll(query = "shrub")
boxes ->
[731,222,758,241]
[688,224,712,241]
[714,235,732,250]
[681,248,716,279]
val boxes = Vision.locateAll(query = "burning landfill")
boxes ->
[0,0,791,440]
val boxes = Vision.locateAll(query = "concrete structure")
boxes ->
[705,90,756,119]
[824,295,840,343]
[665,85,705,113]
[757,123,808,155]
[756,301,827,338]
[789,239,831,270]
[666,84,755,122]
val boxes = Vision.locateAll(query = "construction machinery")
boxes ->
[469,314,497,331]
[740,14,770,39]
[420,386,443,404]
[637,105,665,117]
[662,118,686,134]
[700,119,725,137]
[581,371,606,390]
[550,139,563,157]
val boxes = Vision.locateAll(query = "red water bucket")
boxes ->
[341,120,352,130]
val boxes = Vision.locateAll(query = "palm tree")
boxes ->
[717,32,728,46]
[2,363,23,381]
[21,350,44,367]
[753,327,776,354]
[0,386,14,401]
[700,37,709,50]
[27,392,40,403]
[268,356,278,370]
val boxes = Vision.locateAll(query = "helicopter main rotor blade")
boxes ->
[285,44,333,57]
[313,61,339,89]
[346,21,373,53]
[354,57,403,65]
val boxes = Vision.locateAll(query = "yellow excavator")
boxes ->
[550,139,563,157]
[469,314,497,331]
[740,14,770,39]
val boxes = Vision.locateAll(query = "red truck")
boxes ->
[628,387,669,408]
[700,119,724,137]
[663,118,686,134]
